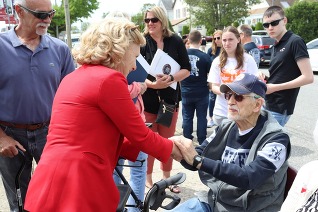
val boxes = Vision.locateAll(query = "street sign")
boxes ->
[0,0,17,24]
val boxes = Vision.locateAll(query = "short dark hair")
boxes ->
[263,5,285,18]
[238,24,252,37]
[188,30,201,44]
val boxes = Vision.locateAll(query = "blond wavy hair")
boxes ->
[143,6,173,38]
[211,30,223,55]
[73,19,146,69]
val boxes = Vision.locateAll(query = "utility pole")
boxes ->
[64,0,72,49]
[5,0,11,30]
[54,0,58,38]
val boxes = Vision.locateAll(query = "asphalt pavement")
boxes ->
[1,71,318,212]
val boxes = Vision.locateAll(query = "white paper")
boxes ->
[136,54,150,73]
[148,49,180,90]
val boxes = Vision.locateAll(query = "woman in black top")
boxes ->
[207,30,222,128]
[140,6,190,193]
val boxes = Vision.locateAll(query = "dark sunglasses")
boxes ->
[144,17,159,24]
[262,18,284,28]
[224,92,260,102]
[19,4,56,20]
[214,37,221,40]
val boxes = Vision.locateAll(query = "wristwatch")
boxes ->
[193,155,203,168]
[169,74,174,82]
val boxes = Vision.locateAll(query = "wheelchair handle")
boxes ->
[143,172,186,212]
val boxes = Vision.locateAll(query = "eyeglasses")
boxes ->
[214,37,221,40]
[262,18,284,28]
[224,92,260,102]
[144,17,159,24]
[19,4,56,20]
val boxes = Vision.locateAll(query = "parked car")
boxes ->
[307,38,318,73]
[204,35,213,42]
[251,34,275,66]
[252,30,268,36]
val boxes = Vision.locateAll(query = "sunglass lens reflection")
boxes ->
[224,93,244,102]
[144,18,159,23]
[262,18,283,28]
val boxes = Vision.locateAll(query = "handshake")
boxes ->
[169,136,199,167]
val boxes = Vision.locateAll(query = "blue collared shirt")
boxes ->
[0,28,75,124]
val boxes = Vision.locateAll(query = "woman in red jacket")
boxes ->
[24,18,182,211]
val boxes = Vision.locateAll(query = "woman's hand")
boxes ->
[151,74,174,89]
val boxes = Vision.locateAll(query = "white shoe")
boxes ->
[207,120,214,128]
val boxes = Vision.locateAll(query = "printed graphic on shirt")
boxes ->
[258,142,286,172]
[189,55,200,76]
[221,147,249,167]
[248,48,260,66]
[220,68,245,83]
[221,142,286,170]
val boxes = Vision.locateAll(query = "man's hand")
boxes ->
[257,71,268,83]
[0,136,26,158]
[169,136,183,162]
[173,136,198,165]
[266,83,279,94]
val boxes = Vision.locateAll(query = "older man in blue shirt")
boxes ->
[0,0,75,210]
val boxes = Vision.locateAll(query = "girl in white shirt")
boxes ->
[207,26,258,126]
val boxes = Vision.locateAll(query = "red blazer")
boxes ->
[25,65,173,211]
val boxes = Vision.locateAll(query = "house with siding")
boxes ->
[157,0,296,35]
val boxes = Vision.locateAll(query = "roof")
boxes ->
[249,7,268,15]
[265,0,296,8]
[171,17,189,26]
[161,0,174,10]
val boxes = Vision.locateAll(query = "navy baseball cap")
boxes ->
[220,73,267,98]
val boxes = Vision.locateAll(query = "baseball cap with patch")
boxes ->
[220,73,267,98]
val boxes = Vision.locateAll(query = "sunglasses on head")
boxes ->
[224,92,260,102]
[19,4,55,20]
[144,17,159,24]
[262,18,284,28]
[214,37,221,40]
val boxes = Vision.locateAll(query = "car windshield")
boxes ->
[307,39,318,49]
[261,37,275,45]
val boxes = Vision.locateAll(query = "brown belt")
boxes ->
[0,120,49,131]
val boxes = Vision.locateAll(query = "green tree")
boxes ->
[232,21,239,27]
[182,25,190,35]
[184,0,260,33]
[254,22,264,30]
[49,0,99,37]
[81,22,90,32]
[285,1,318,43]
[131,3,156,32]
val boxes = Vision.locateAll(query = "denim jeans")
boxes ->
[113,151,148,212]
[0,125,48,212]
[267,110,291,127]
[208,91,216,118]
[182,95,209,144]
[169,198,212,212]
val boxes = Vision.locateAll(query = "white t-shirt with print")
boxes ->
[207,53,258,118]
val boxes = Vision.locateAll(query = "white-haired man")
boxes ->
[172,73,291,211]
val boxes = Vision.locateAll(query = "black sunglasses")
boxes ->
[214,37,221,40]
[144,17,159,24]
[224,92,260,102]
[19,4,56,20]
[262,18,284,28]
